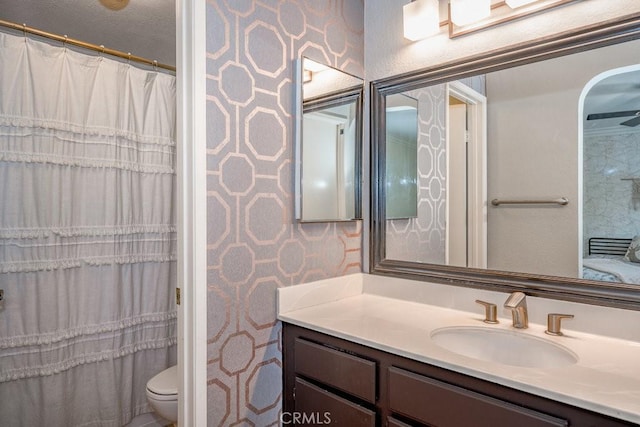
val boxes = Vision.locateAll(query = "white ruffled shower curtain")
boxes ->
[0,32,177,426]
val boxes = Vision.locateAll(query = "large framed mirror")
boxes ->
[295,57,363,222]
[371,15,640,309]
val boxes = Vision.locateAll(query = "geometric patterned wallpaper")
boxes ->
[205,1,363,425]
[583,129,640,253]
[386,85,447,264]
[385,77,485,265]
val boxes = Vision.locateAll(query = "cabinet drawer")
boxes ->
[388,367,568,427]
[294,338,376,403]
[387,417,412,427]
[295,378,376,427]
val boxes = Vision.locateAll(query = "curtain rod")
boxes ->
[0,18,176,72]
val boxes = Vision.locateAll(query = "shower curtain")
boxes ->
[0,32,177,426]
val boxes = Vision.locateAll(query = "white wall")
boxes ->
[302,114,339,220]
[486,39,640,277]
[584,130,640,247]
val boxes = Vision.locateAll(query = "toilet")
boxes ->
[146,365,178,422]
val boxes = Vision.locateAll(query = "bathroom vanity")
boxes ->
[278,274,640,427]
[283,324,632,427]
[281,12,640,427]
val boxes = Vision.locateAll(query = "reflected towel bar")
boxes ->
[491,197,569,206]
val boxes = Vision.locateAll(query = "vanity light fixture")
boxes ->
[505,0,539,8]
[302,69,313,83]
[303,60,329,73]
[302,60,330,83]
[450,0,491,26]
[403,0,440,41]
[402,0,577,40]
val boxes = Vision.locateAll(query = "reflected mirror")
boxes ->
[371,22,640,305]
[386,94,418,220]
[295,57,363,222]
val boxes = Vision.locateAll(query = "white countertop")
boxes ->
[277,273,640,424]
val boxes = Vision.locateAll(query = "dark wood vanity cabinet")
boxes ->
[282,323,637,427]
[291,338,377,427]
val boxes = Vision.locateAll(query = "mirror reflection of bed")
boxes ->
[582,238,640,284]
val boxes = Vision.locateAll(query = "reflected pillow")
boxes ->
[624,236,640,263]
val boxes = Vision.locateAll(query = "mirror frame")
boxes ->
[370,13,640,310]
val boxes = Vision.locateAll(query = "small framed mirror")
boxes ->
[294,57,363,222]
[385,93,419,220]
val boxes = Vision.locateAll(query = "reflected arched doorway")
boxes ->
[579,64,640,281]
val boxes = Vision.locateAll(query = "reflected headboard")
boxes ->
[588,238,632,256]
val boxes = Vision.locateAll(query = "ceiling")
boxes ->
[0,0,175,67]
[584,70,640,131]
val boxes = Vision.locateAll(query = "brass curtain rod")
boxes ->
[0,19,176,72]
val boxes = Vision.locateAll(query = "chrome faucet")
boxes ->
[504,292,528,329]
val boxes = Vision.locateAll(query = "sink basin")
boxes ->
[431,326,578,368]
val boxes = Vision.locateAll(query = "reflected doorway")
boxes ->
[446,82,488,268]
[580,64,640,283]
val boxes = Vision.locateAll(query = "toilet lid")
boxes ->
[147,365,177,395]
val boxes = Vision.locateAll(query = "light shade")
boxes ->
[506,0,539,8]
[403,0,440,41]
[303,59,329,73]
[450,0,491,26]
[99,0,129,10]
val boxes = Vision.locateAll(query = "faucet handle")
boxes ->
[475,300,499,324]
[545,313,574,336]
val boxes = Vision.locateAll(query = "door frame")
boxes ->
[445,81,488,269]
[176,0,208,425]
